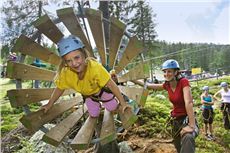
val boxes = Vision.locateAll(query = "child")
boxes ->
[200,86,214,140]
[41,35,130,117]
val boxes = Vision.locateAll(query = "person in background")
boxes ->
[132,59,198,153]
[214,82,230,129]
[200,86,215,140]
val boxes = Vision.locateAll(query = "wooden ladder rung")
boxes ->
[99,109,116,145]
[42,105,88,147]
[118,106,138,129]
[70,116,97,150]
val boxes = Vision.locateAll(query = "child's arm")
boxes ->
[41,87,65,113]
[106,79,129,113]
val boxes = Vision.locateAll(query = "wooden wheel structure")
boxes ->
[6,7,150,150]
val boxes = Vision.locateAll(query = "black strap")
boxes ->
[83,87,115,103]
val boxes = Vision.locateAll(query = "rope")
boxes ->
[77,1,92,46]
[128,46,215,66]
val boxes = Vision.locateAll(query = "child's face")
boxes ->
[63,50,86,73]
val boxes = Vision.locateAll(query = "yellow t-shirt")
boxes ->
[54,60,110,96]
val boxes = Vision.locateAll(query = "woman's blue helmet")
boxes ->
[220,82,228,87]
[202,86,209,91]
[57,35,85,57]
[162,59,180,70]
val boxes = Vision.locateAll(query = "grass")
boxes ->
[137,76,230,153]
[1,76,230,152]
[0,78,35,136]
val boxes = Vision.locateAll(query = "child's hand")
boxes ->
[121,103,132,113]
[41,103,52,113]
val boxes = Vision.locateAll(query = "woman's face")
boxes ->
[63,50,86,73]
[163,68,177,81]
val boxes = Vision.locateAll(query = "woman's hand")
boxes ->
[180,125,194,137]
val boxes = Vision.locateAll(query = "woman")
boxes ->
[133,59,198,153]
[214,82,230,129]
[200,86,214,140]
[41,35,129,118]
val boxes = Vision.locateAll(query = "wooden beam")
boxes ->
[85,8,106,66]
[33,14,64,44]
[20,96,83,132]
[119,86,143,104]
[109,16,126,68]
[6,61,56,81]
[7,88,76,107]
[42,105,88,147]
[139,89,149,107]
[117,105,138,129]
[70,116,97,150]
[100,109,116,145]
[12,35,61,65]
[118,62,150,83]
[56,7,94,56]
[115,36,144,74]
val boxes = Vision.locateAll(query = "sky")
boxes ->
[0,0,229,45]
[148,0,230,44]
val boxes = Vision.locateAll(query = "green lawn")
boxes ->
[0,78,33,136]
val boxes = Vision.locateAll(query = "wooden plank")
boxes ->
[12,35,61,65]
[139,89,149,107]
[70,116,97,150]
[42,105,88,147]
[115,36,144,74]
[85,8,106,66]
[6,61,55,81]
[56,7,94,56]
[100,109,116,145]
[20,96,83,132]
[33,14,64,43]
[118,62,150,83]
[117,105,138,129]
[118,86,143,104]
[109,16,126,68]
[7,88,76,107]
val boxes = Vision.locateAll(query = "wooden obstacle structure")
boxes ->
[6,7,149,150]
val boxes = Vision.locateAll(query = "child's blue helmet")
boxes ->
[220,82,228,87]
[162,59,180,70]
[57,35,85,57]
[202,86,209,91]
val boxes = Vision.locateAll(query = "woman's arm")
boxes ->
[210,95,214,105]
[213,90,222,101]
[200,94,205,105]
[132,80,164,90]
[41,87,65,113]
[183,86,196,128]
[200,94,214,105]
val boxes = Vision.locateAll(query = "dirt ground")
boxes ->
[1,124,176,153]
[124,135,176,153]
